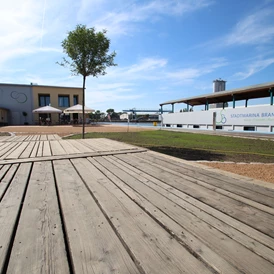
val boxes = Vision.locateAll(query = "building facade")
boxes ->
[0,83,82,126]
[162,105,274,132]
[160,81,274,133]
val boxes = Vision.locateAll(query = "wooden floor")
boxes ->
[0,135,274,274]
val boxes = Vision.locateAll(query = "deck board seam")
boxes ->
[0,148,147,165]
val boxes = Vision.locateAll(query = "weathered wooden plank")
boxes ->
[2,136,18,142]
[59,140,81,154]
[23,135,32,141]
[0,164,18,200]
[40,135,47,141]
[117,153,274,238]
[81,138,134,151]
[0,164,11,181]
[30,135,39,141]
[135,153,274,214]
[0,136,10,142]
[98,138,137,150]
[90,157,241,274]
[13,136,27,142]
[0,163,32,273]
[144,151,274,202]
[46,134,55,141]
[50,141,66,156]
[0,142,12,151]
[117,154,274,251]
[83,139,119,151]
[46,134,61,141]
[53,134,61,140]
[19,142,36,158]
[7,161,69,274]
[78,139,106,151]
[0,148,147,165]
[53,159,140,274]
[67,139,95,153]
[30,142,39,158]
[6,136,19,142]
[5,142,29,160]
[42,141,52,157]
[0,142,6,148]
[104,155,274,267]
[71,157,214,274]
[149,150,274,196]
[36,141,44,157]
[0,142,21,159]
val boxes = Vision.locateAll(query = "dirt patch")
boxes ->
[0,125,156,137]
[200,162,274,184]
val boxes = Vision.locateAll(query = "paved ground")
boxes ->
[0,135,274,273]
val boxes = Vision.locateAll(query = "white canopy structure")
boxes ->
[32,105,62,113]
[63,104,94,114]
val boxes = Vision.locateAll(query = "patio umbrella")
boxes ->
[63,104,94,114]
[32,105,62,114]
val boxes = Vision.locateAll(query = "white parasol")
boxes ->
[63,104,94,114]
[32,105,62,113]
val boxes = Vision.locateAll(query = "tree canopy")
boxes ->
[60,24,116,78]
[59,24,116,138]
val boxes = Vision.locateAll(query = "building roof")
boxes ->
[160,81,274,106]
[0,83,82,90]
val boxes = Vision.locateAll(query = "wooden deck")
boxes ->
[0,135,273,273]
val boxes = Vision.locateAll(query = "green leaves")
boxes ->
[59,24,117,77]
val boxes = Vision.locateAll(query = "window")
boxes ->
[193,125,200,128]
[39,95,50,107]
[244,126,255,131]
[73,95,79,105]
[216,125,223,130]
[58,95,70,107]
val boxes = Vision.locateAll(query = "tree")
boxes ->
[106,108,114,115]
[59,24,116,138]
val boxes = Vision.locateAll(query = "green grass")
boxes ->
[65,130,274,162]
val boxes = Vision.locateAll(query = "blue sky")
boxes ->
[1,0,274,113]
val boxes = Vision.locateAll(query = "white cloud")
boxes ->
[232,58,274,80]
[167,58,228,82]
[224,8,274,46]
[0,0,69,67]
[126,58,167,73]
[91,0,213,36]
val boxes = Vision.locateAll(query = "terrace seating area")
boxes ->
[0,135,273,273]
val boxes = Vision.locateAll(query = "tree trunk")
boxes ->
[82,75,86,139]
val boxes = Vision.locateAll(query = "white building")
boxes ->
[120,113,129,120]
[160,81,274,133]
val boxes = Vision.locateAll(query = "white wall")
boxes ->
[162,105,274,131]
